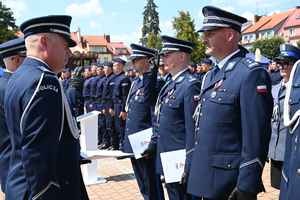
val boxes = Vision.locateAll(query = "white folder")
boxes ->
[128,128,153,159]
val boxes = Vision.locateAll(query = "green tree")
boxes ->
[296,39,300,48]
[0,2,19,68]
[140,0,160,45]
[145,32,162,51]
[172,11,208,63]
[249,36,284,59]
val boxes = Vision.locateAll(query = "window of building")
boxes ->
[267,31,273,38]
[244,36,249,43]
[289,28,295,36]
[119,49,123,53]
[249,35,254,42]
[104,57,108,62]
[92,47,105,52]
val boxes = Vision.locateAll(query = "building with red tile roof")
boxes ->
[276,6,300,45]
[240,8,294,50]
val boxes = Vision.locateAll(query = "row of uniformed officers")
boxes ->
[1,5,300,200]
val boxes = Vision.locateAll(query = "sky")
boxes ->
[2,0,299,48]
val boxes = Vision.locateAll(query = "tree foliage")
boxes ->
[0,2,19,68]
[146,32,162,51]
[297,39,300,48]
[249,36,284,59]
[140,0,160,45]
[172,11,208,63]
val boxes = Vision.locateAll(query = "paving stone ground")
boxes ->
[0,156,280,200]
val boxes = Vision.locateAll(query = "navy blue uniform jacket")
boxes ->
[187,51,273,198]
[4,57,82,200]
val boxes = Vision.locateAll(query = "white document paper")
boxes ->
[81,150,133,160]
[160,149,186,183]
[128,128,153,159]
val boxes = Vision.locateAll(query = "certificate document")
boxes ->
[128,128,153,159]
[160,149,186,183]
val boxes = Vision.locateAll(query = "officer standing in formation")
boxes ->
[279,46,300,199]
[142,35,201,200]
[268,44,300,190]
[101,62,117,150]
[94,63,107,147]
[269,59,283,86]
[186,6,273,200]
[83,65,93,113]
[199,58,213,82]
[4,15,88,199]
[188,62,200,80]
[110,58,131,151]
[0,38,26,194]
[89,62,101,111]
[123,43,164,200]
[62,68,71,93]
[157,60,172,90]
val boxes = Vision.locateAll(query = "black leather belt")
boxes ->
[113,99,123,104]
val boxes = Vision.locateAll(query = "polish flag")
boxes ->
[194,95,199,101]
[257,85,267,93]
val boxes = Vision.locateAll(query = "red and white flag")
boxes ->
[257,85,267,93]
[194,95,199,101]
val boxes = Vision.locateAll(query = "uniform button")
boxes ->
[200,113,202,117]
[196,127,199,131]
[297,169,300,175]
[289,99,292,103]
[139,100,141,102]
[203,98,206,103]
[66,181,69,185]
[129,109,131,112]
[228,164,231,169]
[195,142,198,146]
[218,98,221,102]
[127,119,129,121]
[127,128,129,131]
[162,102,164,105]
[158,135,160,139]
[169,104,172,106]
[157,124,160,127]
[160,113,162,115]
[130,100,132,102]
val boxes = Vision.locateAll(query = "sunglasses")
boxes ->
[277,62,294,69]
[131,57,147,63]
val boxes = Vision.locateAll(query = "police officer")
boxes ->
[95,63,107,147]
[142,35,201,200]
[268,44,300,191]
[269,59,283,86]
[123,44,165,200]
[4,15,88,199]
[101,62,117,150]
[186,6,273,200]
[62,68,71,93]
[111,58,131,152]
[199,58,213,82]
[188,62,200,80]
[278,45,300,199]
[157,60,172,90]
[83,65,93,113]
[89,62,101,111]
[0,37,26,194]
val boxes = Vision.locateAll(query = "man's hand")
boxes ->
[68,66,85,93]
[102,109,106,116]
[89,104,93,109]
[109,108,115,116]
[80,156,92,165]
[141,147,156,159]
[119,111,126,120]
[179,172,189,186]
[228,187,257,200]
[147,50,160,76]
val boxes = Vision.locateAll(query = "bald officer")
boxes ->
[142,35,201,200]
[0,37,26,193]
[187,6,272,200]
[4,15,88,199]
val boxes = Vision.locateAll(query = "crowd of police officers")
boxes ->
[3,4,300,200]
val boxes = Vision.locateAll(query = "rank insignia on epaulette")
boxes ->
[176,76,185,83]
[293,84,300,88]
[225,62,236,71]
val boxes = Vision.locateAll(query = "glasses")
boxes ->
[277,62,294,69]
[131,57,146,63]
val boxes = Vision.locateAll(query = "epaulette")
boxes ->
[37,66,55,74]
[242,57,260,69]
[188,75,197,83]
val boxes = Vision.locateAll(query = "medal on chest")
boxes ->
[165,88,174,104]
[211,79,223,99]
[135,89,141,100]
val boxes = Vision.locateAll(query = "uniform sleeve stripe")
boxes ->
[32,181,60,200]
[239,158,263,169]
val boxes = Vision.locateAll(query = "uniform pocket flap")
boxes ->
[211,153,241,169]
[210,93,235,105]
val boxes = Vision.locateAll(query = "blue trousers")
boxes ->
[113,104,126,151]
[165,182,193,200]
[131,157,164,200]
[96,103,106,144]
[104,103,118,148]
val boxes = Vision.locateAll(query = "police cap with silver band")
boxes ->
[20,15,77,47]
[128,43,155,60]
[274,44,300,62]
[113,57,126,65]
[160,35,196,55]
[201,59,212,65]
[0,37,26,59]
[198,6,247,33]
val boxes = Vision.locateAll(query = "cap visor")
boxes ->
[275,55,298,62]
[197,26,223,32]
[159,50,175,55]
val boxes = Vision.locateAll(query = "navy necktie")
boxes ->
[210,65,219,81]
[278,85,285,97]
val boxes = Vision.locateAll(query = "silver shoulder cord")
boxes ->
[284,60,300,134]
[125,79,136,113]
[20,73,79,140]
[154,80,172,126]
